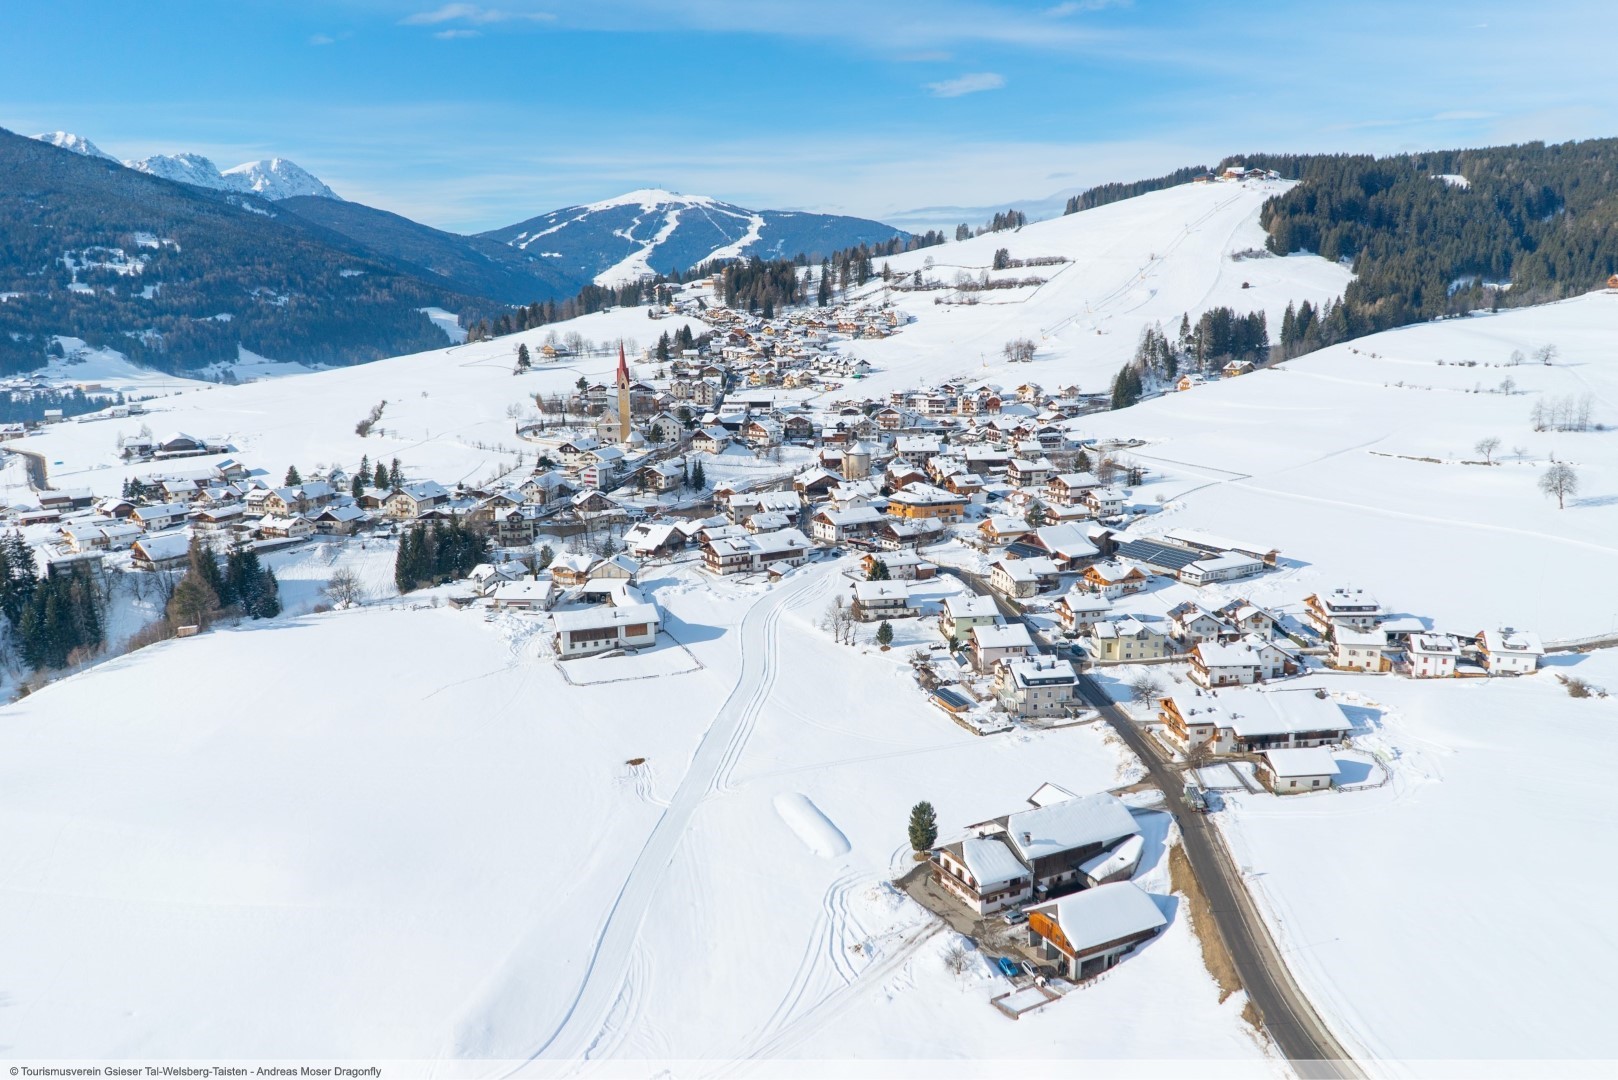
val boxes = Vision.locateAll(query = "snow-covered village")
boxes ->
[3,5,1618,1078]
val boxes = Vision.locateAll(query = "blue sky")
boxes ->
[2,1,1612,233]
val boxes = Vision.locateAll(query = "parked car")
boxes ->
[1001,908,1028,926]
[1019,960,1039,978]
[996,955,1020,978]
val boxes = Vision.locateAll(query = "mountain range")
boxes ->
[1,127,910,374]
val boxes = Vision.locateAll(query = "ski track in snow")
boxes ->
[495,562,840,1067]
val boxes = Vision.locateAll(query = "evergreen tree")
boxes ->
[867,559,891,581]
[284,466,301,486]
[516,343,531,369]
[357,455,371,487]
[690,461,706,490]
[389,458,403,488]
[187,538,231,607]
[908,800,938,852]
[875,620,894,648]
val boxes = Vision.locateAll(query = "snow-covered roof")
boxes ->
[1077,833,1145,882]
[1034,523,1099,558]
[1032,882,1166,954]
[959,836,1028,887]
[551,602,659,632]
[1167,688,1351,738]
[973,623,1034,650]
[944,594,1000,619]
[1193,641,1262,667]
[1263,747,1340,778]
[852,580,909,601]
[1480,628,1544,655]
[1027,782,1076,808]
[1004,792,1139,862]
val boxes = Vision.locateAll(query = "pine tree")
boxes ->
[284,466,302,486]
[357,455,371,487]
[875,620,894,648]
[516,343,531,369]
[690,461,706,490]
[867,558,891,581]
[908,800,938,852]
[389,458,403,488]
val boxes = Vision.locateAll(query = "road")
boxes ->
[938,564,1361,1077]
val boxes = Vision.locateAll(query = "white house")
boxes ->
[1258,747,1340,794]
[551,602,660,655]
[1406,633,1461,678]
[995,657,1079,717]
[1304,586,1383,637]
[1159,688,1352,755]
[1026,882,1167,981]
[970,622,1036,672]
[1188,641,1263,688]
[1476,628,1544,675]
[1178,551,1264,587]
[1332,627,1388,672]
[941,594,1001,644]
[932,836,1032,916]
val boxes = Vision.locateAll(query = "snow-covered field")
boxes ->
[839,178,1352,397]
[0,558,1267,1068]
[1210,652,1618,1071]
[1083,291,1618,638]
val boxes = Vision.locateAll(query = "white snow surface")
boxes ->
[1213,655,1618,1067]
[0,560,1263,1066]
[33,131,117,161]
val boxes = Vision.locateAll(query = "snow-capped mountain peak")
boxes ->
[127,152,225,188]
[220,157,339,201]
[34,131,117,161]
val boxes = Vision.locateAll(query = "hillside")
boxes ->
[277,195,585,304]
[838,177,1352,395]
[481,189,907,285]
[0,127,497,374]
[1081,289,1618,638]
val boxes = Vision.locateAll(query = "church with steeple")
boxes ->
[615,342,633,445]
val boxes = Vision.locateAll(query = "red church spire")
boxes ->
[616,342,630,387]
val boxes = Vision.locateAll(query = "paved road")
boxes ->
[937,564,1361,1077]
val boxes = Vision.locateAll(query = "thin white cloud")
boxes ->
[1047,0,1129,14]
[402,4,553,26]
[434,28,482,39]
[925,72,1005,98]
[308,33,336,46]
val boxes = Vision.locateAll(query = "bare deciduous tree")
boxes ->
[1474,436,1501,465]
[1128,672,1164,705]
[1539,462,1578,509]
[324,567,367,608]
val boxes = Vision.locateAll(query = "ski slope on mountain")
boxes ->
[1081,290,1618,639]
[839,178,1352,396]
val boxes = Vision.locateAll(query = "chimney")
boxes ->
[1022,832,1032,845]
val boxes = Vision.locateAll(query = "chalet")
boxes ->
[1007,457,1054,489]
[518,471,574,506]
[1080,560,1149,598]
[309,504,367,536]
[691,426,731,454]
[851,580,914,621]
[1475,628,1545,675]
[885,461,929,492]
[62,523,141,553]
[743,417,783,448]
[129,501,192,532]
[873,517,944,551]
[782,414,815,443]
[989,556,1061,599]
[970,622,1036,673]
[385,481,451,520]
[1027,882,1167,980]
[1168,602,1225,645]
[793,466,843,503]
[1046,472,1101,507]
[1001,792,1140,896]
[487,579,554,611]
[1257,747,1339,795]
[130,532,193,571]
[701,528,813,575]
[932,836,1032,916]
[1189,641,1263,688]
[1054,590,1112,634]
[570,489,622,518]
[861,552,936,581]
[1089,618,1170,663]
[1221,359,1255,378]
[645,412,686,444]
[623,522,685,559]
[1029,523,1100,569]
[995,657,1079,718]
[811,505,885,544]
[1304,587,1382,638]
[1331,627,1389,672]
[940,594,1001,644]
[979,515,1033,545]
[1406,633,1461,678]
[1216,600,1278,640]
[550,602,660,656]
[554,436,602,467]
[885,484,966,522]
[548,552,595,587]
[1084,487,1127,517]
[1159,688,1352,754]
[634,461,685,493]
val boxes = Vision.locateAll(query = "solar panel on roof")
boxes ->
[933,687,973,709]
[1114,538,1201,571]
